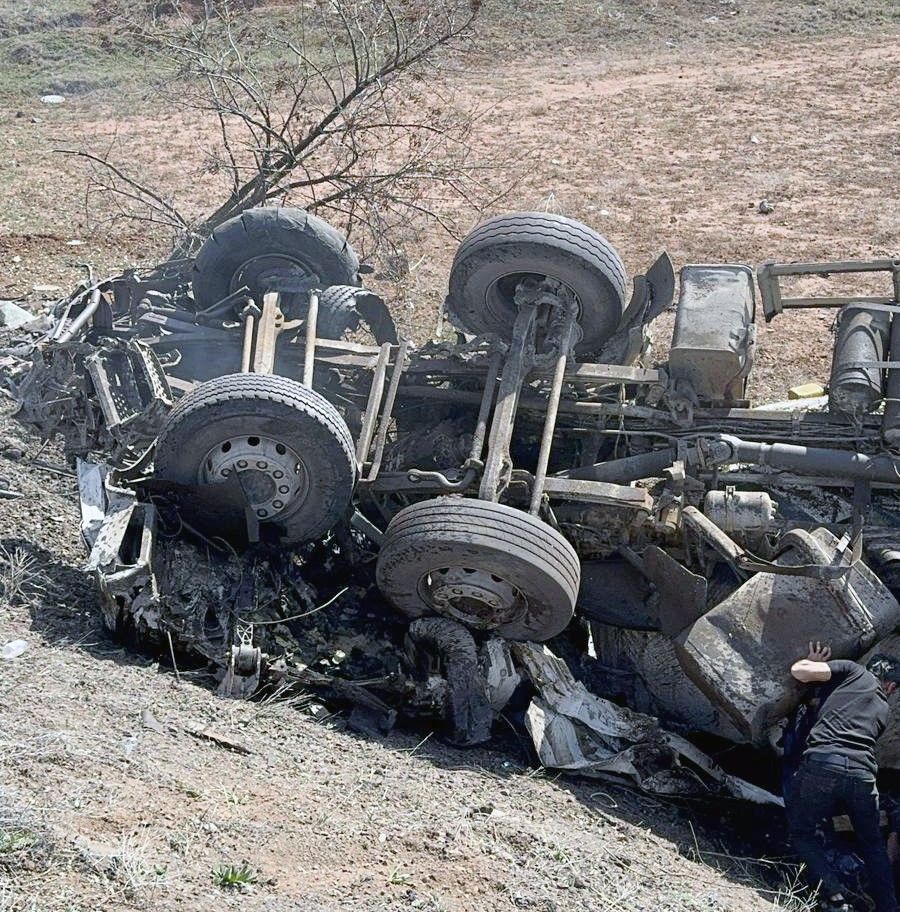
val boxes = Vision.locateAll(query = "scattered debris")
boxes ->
[1,639,29,660]
[514,642,780,803]
[0,300,34,329]
[185,724,253,755]
[789,381,826,399]
[140,707,165,734]
[758,198,775,214]
[39,94,65,105]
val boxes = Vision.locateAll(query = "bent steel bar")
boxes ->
[356,342,392,468]
[758,258,900,322]
[367,339,411,482]
[302,290,319,389]
[529,302,579,515]
[479,305,537,501]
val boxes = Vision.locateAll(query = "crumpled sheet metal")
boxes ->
[514,643,781,805]
[77,459,110,550]
[676,527,900,743]
[480,638,521,711]
[77,459,161,632]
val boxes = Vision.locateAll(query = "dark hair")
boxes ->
[867,654,900,684]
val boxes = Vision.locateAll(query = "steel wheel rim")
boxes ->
[419,565,527,629]
[483,272,583,328]
[229,254,317,296]
[201,434,308,520]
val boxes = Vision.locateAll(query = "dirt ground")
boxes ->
[0,415,801,912]
[2,3,900,910]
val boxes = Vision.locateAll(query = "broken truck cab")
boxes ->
[8,205,900,791]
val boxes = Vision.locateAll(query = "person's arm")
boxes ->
[791,642,834,683]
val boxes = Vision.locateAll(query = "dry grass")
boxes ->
[0,544,36,608]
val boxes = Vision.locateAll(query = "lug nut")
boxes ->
[237,459,248,469]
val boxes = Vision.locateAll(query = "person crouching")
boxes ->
[787,642,900,912]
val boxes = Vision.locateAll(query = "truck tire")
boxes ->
[191,207,359,311]
[376,497,580,641]
[312,285,398,345]
[446,212,627,356]
[154,373,356,544]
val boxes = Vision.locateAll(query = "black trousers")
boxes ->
[786,755,898,912]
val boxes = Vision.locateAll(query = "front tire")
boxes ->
[154,373,356,544]
[376,497,580,641]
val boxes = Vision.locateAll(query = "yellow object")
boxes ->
[788,382,826,400]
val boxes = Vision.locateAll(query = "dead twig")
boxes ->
[73,0,519,263]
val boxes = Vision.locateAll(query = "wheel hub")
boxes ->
[231,255,316,297]
[423,567,525,629]
[201,435,307,519]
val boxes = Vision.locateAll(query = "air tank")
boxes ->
[882,314,900,448]
[829,304,889,417]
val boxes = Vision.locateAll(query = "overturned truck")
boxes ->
[7,206,900,796]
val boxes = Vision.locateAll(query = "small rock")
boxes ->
[599,208,610,216]
[66,239,84,246]
[141,707,165,733]
[750,134,761,144]
[2,639,29,660]
[32,284,60,296]
[0,300,35,329]
[758,198,775,214]
[703,15,720,22]
[122,735,139,758]
[30,116,41,124]
[39,94,65,105]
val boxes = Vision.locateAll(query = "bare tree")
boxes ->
[67,0,514,263]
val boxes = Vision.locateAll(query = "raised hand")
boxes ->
[807,641,832,662]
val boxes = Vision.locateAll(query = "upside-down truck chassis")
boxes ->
[6,206,900,797]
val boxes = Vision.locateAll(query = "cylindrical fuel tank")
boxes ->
[829,304,889,417]
[674,527,900,743]
[882,314,900,448]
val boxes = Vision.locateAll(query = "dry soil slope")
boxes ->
[0,424,793,911]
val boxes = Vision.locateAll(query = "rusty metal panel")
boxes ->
[675,527,900,743]
[668,264,756,403]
